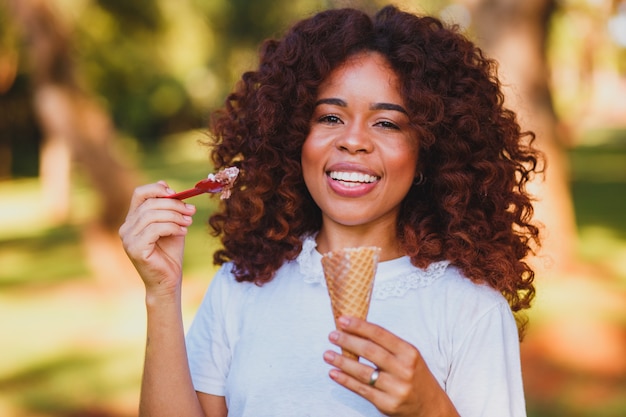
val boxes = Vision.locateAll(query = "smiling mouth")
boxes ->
[328,171,379,187]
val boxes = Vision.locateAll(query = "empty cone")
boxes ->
[322,246,381,360]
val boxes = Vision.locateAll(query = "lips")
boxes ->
[325,164,381,197]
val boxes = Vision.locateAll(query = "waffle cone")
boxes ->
[322,246,381,360]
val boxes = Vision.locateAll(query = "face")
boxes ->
[302,52,419,234]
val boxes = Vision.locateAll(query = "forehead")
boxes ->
[318,52,401,99]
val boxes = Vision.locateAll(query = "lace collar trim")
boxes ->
[297,235,450,300]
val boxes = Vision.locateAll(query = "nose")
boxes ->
[335,123,373,154]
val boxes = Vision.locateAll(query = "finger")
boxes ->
[324,350,388,390]
[132,194,196,220]
[121,203,194,252]
[336,317,423,380]
[122,196,196,239]
[328,329,394,370]
[324,350,418,417]
[124,221,189,261]
[127,182,175,213]
[121,183,177,237]
[329,366,413,417]
[324,356,386,406]
[130,202,195,233]
[338,316,416,358]
[122,196,193,240]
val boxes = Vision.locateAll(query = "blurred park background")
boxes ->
[0,0,625,416]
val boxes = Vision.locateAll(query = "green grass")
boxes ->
[0,225,88,288]
[0,130,624,417]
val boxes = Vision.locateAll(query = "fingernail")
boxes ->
[183,215,192,222]
[185,203,195,210]
[329,331,340,342]
[338,316,350,327]
[323,351,336,362]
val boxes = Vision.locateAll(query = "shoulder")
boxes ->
[435,265,519,342]
[206,259,300,304]
[399,263,515,334]
[208,263,237,292]
[205,263,258,306]
[435,265,514,325]
[437,265,508,306]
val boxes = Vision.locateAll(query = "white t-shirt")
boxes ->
[186,236,526,417]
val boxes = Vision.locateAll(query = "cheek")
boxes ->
[388,145,419,178]
[301,138,321,186]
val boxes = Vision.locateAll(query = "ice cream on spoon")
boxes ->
[165,166,239,200]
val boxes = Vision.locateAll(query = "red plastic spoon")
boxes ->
[164,167,239,201]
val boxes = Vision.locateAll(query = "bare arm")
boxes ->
[198,393,228,417]
[120,182,227,417]
[140,291,207,416]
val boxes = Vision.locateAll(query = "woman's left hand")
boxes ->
[323,316,460,417]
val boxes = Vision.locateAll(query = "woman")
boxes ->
[119,5,541,417]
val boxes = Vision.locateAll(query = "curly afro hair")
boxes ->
[207,5,542,337]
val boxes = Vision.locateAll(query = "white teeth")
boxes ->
[329,171,378,184]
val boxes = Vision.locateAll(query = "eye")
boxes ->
[375,120,400,130]
[318,114,343,125]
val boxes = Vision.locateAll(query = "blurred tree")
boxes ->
[4,0,140,231]
[190,0,394,113]
[68,0,202,144]
[549,0,626,131]
[458,0,579,275]
[192,0,322,100]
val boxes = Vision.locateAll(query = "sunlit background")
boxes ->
[1,0,625,416]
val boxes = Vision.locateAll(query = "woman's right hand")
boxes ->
[119,181,196,298]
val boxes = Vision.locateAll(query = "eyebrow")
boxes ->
[314,98,408,115]
[371,102,408,115]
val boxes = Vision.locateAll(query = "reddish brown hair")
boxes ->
[208,6,541,334]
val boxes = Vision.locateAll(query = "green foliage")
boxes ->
[94,0,164,32]
[73,0,197,143]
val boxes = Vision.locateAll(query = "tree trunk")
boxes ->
[460,0,578,275]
